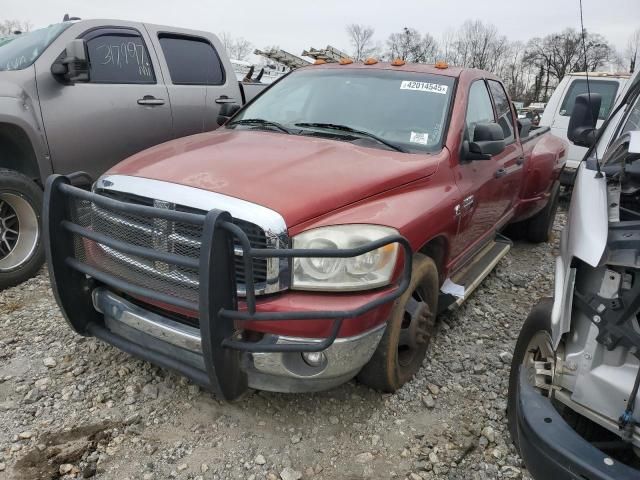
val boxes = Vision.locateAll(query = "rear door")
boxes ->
[144,28,235,138]
[487,79,524,218]
[36,26,172,178]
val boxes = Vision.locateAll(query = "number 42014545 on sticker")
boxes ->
[400,80,448,94]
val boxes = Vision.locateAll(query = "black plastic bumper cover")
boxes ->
[515,368,640,480]
[44,174,413,400]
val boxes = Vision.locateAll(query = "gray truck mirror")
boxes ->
[52,39,89,83]
[568,92,602,148]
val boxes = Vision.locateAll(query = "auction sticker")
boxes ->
[400,80,448,94]
[410,132,429,145]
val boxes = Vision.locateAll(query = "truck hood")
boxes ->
[108,130,442,226]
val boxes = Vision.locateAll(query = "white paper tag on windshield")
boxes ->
[400,80,448,94]
[410,132,429,145]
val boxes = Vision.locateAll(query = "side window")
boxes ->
[621,95,640,135]
[85,32,155,84]
[488,80,515,144]
[559,79,619,120]
[158,35,224,85]
[466,80,495,140]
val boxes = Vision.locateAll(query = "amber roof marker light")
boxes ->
[391,58,406,66]
[339,58,354,65]
[314,59,327,65]
[435,61,449,69]
[363,57,378,65]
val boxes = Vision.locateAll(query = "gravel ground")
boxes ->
[0,211,564,480]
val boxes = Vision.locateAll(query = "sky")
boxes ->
[3,0,639,58]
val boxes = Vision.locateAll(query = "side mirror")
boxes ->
[217,103,241,126]
[568,92,602,148]
[518,118,532,139]
[51,39,89,83]
[464,122,506,160]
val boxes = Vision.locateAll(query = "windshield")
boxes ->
[230,68,455,153]
[0,23,71,71]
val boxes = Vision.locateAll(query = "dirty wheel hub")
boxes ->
[398,291,434,366]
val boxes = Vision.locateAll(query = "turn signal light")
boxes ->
[314,59,327,65]
[364,57,378,65]
[391,58,406,66]
[339,58,354,65]
[435,61,448,69]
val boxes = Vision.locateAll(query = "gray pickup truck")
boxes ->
[0,18,264,288]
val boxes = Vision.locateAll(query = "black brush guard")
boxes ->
[44,175,412,399]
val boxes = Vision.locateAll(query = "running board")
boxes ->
[439,236,512,311]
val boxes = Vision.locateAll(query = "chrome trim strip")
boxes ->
[95,175,291,294]
[93,288,202,352]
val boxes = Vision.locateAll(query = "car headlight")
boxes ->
[292,225,399,291]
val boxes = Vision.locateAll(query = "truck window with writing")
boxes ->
[86,33,155,84]
[158,35,224,85]
[466,80,495,141]
[488,80,515,144]
[559,79,619,120]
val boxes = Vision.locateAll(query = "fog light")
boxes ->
[302,351,326,367]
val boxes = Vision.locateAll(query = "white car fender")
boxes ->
[551,162,609,348]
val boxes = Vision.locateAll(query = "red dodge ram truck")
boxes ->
[44,60,567,400]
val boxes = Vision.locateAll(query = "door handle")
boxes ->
[137,95,165,106]
[495,168,507,178]
[215,96,236,104]
[516,156,525,166]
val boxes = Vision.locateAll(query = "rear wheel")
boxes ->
[0,169,44,290]
[507,298,556,451]
[358,254,438,392]
[525,182,560,243]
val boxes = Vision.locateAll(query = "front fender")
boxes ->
[551,162,608,348]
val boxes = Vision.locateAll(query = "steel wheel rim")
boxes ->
[0,193,39,271]
[398,288,433,367]
[522,330,555,397]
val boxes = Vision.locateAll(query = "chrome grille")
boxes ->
[68,190,270,305]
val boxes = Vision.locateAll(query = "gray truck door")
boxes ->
[144,27,236,136]
[36,26,172,178]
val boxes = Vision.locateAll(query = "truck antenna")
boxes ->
[579,0,603,178]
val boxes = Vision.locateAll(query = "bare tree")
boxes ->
[0,19,32,35]
[450,20,508,71]
[346,24,376,61]
[626,28,640,73]
[219,32,253,61]
[386,27,439,63]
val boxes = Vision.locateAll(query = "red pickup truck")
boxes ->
[44,61,566,400]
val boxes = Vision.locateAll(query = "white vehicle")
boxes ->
[508,70,640,479]
[540,72,630,185]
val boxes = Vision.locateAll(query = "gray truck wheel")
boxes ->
[0,169,44,289]
[357,254,438,392]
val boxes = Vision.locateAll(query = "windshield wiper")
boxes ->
[227,118,291,134]
[294,122,407,153]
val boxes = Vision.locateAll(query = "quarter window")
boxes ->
[621,95,640,135]
[158,35,224,85]
[559,79,619,120]
[488,80,515,144]
[86,32,155,84]
[466,80,495,140]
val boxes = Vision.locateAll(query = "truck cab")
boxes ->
[0,19,264,290]
[540,72,630,185]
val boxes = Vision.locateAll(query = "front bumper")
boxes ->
[93,288,385,393]
[514,369,640,480]
[44,175,410,399]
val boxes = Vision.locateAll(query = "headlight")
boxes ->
[292,225,399,291]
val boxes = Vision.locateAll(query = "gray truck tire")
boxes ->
[524,181,560,243]
[358,254,438,392]
[0,169,45,289]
